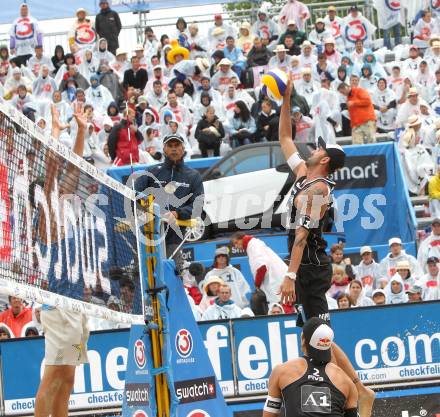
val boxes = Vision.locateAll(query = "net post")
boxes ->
[142,196,171,417]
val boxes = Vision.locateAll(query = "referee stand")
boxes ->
[122,197,230,417]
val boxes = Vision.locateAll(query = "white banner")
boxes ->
[4,390,123,415]
[0,277,143,324]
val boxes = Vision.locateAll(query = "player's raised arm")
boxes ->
[60,103,87,196]
[280,180,329,305]
[38,105,63,243]
[279,76,306,178]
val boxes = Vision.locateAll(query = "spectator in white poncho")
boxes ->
[347,280,374,307]
[199,275,224,313]
[85,73,114,115]
[296,68,320,107]
[417,218,440,272]
[372,78,397,133]
[354,246,382,297]
[203,246,251,309]
[422,256,440,300]
[202,284,242,321]
[398,114,434,195]
[385,274,408,304]
[379,237,422,279]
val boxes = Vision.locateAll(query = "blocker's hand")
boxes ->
[280,276,296,305]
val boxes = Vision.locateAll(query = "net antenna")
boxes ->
[0,102,144,325]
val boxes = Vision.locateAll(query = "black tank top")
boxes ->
[286,176,335,265]
[282,357,347,417]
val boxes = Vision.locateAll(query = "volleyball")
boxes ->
[261,69,288,101]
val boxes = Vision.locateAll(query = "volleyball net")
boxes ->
[0,103,147,325]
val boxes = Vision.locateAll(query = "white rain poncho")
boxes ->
[372,84,397,130]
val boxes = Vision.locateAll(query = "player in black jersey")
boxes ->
[263,318,358,417]
[277,77,375,417]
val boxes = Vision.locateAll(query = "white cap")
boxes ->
[116,48,127,56]
[360,246,372,255]
[303,317,334,364]
[133,44,144,52]
[388,237,402,246]
[372,289,386,298]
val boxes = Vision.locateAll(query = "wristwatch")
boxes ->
[285,272,297,281]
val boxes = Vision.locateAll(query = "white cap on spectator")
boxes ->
[407,114,422,127]
[287,19,297,26]
[407,87,418,97]
[12,67,21,75]
[240,21,251,30]
[388,237,402,246]
[218,58,232,67]
[372,289,386,298]
[153,64,163,70]
[274,44,289,53]
[315,18,325,24]
[360,246,372,255]
[137,96,148,105]
[133,44,144,52]
[302,67,312,75]
[324,37,336,45]
[429,36,440,47]
[212,27,225,36]
[301,40,313,49]
[195,57,210,72]
[396,260,410,270]
[116,48,127,56]
[76,7,87,15]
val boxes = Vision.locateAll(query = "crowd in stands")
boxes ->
[2,0,440,335]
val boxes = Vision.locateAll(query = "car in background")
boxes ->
[187,142,312,241]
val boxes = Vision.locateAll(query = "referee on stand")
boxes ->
[134,134,204,272]
[263,318,359,417]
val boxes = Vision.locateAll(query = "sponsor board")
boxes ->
[181,247,195,262]
[186,410,211,417]
[215,243,246,258]
[175,376,217,404]
[5,391,124,414]
[199,302,440,397]
[333,155,387,189]
[231,392,440,417]
[2,301,439,411]
[125,383,150,407]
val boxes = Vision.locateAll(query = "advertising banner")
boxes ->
[199,301,440,397]
[1,302,439,413]
[0,1,252,24]
[164,261,231,417]
[332,143,416,247]
[229,388,440,417]
[121,325,154,417]
[0,329,129,414]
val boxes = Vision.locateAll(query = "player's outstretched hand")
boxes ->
[283,73,293,102]
[279,276,296,305]
[73,102,87,131]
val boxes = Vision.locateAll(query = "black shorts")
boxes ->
[295,262,332,327]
